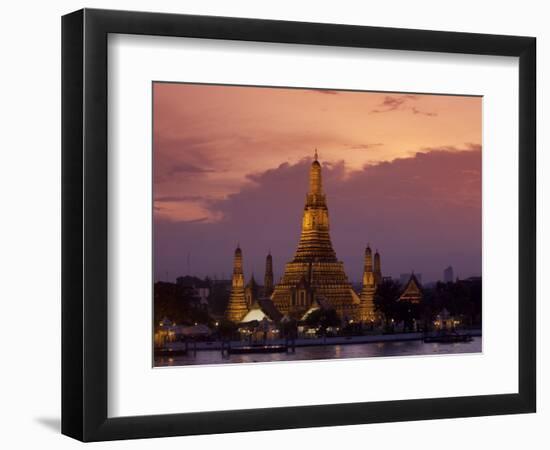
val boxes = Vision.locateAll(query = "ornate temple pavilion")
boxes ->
[399,273,423,303]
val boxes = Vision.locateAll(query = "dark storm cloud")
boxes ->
[154,148,481,284]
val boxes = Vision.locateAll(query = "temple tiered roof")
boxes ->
[271,152,359,318]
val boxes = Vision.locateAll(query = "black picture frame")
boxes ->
[62,8,536,442]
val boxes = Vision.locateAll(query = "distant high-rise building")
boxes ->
[444,266,454,283]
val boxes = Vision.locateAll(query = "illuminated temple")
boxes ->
[225,151,386,323]
[270,150,361,319]
[224,246,249,322]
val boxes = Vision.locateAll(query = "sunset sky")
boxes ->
[153,82,482,283]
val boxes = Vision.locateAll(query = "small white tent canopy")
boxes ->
[241,308,270,323]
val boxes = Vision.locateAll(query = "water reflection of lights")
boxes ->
[155,338,481,367]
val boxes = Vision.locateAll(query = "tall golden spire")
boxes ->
[290,151,336,262]
[225,245,248,322]
[362,244,375,288]
[309,150,322,195]
[365,244,373,273]
[271,152,359,318]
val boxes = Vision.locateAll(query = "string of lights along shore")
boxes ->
[225,150,421,324]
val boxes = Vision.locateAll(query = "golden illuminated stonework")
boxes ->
[358,245,376,322]
[225,246,249,322]
[271,151,360,319]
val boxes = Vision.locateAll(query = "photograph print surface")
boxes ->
[153,82,482,367]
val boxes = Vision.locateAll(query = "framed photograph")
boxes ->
[62,8,536,441]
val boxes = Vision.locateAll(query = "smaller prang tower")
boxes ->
[225,245,249,322]
[264,252,274,298]
[358,244,378,322]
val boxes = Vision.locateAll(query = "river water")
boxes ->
[155,337,481,367]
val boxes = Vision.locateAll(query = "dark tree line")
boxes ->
[304,308,340,333]
[374,280,421,332]
[374,278,482,332]
[207,282,230,315]
[423,279,482,327]
[153,281,210,329]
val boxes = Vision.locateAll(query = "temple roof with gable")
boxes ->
[399,273,423,303]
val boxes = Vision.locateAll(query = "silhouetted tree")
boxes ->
[207,282,231,315]
[421,278,482,329]
[280,319,298,339]
[374,279,402,332]
[420,288,438,331]
[154,281,213,328]
[395,300,421,332]
[305,308,340,332]
[217,318,238,340]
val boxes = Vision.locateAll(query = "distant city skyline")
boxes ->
[159,266,475,285]
[154,83,482,284]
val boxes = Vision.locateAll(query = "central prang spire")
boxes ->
[293,151,336,262]
[309,149,322,195]
[270,150,359,318]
